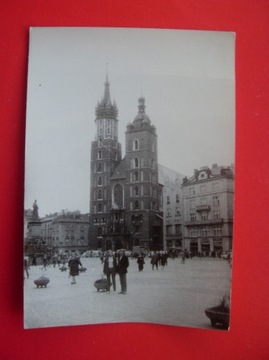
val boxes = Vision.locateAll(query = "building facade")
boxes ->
[182,164,234,256]
[158,165,185,253]
[89,77,163,251]
[24,204,89,255]
[40,211,89,253]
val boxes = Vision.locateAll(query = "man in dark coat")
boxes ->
[103,250,117,292]
[117,250,129,294]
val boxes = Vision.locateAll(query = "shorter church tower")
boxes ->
[123,97,163,250]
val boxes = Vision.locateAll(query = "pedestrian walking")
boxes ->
[137,253,145,271]
[150,252,158,270]
[68,255,82,285]
[103,250,117,293]
[32,254,37,266]
[160,252,166,270]
[117,250,129,294]
[52,254,57,267]
[42,255,48,270]
[181,251,186,264]
[24,256,29,280]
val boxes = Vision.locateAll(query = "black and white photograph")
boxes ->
[24,27,235,330]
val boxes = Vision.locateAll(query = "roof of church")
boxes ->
[110,158,127,180]
[95,75,118,119]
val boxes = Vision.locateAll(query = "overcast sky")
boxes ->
[24,27,235,217]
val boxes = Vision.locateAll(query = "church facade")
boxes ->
[89,77,163,251]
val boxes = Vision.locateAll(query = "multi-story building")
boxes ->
[89,76,163,251]
[24,204,89,255]
[182,164,234,256]
[158,164,185,253]
[40,211,89,253]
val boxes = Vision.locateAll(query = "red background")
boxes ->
[1,1,269,359]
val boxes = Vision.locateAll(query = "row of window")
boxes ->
[188,182,221,195]
[190,210,220,222]
[130,185,157,197]
[94,157,156,173]
[95,172,157,186]
[130,170,157,183]
[41,227,85,235]
[131,157,156,170]
[189,196,220,208]
[166,208,181,217]
[189,226,222,237]
[166,225,182,235]
[98,119,115,137]
[94,185,158,201]
[97,150,119,161]
[130,139,155,152]
[93,200,158,213]
[166,195,180,205]
[45,237,85,242]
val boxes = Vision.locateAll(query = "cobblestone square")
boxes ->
[24,256,231,330]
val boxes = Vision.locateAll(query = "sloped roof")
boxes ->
[110,158,127,180]
[158,164,186,186]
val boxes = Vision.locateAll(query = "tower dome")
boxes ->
[133,96,151,125]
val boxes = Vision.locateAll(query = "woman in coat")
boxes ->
[68,255,82,284]
[137,253,145,271]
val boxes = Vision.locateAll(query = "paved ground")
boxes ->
[24,256,231,330]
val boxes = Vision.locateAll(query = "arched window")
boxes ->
[97,163,102,172]
[114,183,123,208]
[134,139,139,150]
[134,158,139,168]
[98,177,102,185]
[98,189,102,199]
[134,171,139,182]
[97,227,102,236]
[134,186,139,196]
[134,200,139,210]
[98,204,102,213]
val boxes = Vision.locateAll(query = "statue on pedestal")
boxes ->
[32,200,39,220]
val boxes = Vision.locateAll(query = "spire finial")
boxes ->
[105,62,109,83]
[103,66,111,105]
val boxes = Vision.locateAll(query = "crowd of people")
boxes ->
[24,248,231,290]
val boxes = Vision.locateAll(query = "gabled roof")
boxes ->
[110,158,127,180]
[158,164,185,186]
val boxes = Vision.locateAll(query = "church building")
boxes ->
[89,76,163,251]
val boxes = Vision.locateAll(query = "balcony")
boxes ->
[196,205,210,211]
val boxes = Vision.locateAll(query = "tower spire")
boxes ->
[103,74,111,105]
[95,75,118,119]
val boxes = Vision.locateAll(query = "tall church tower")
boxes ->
[89,76,122,249]
[124,97,163,250]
